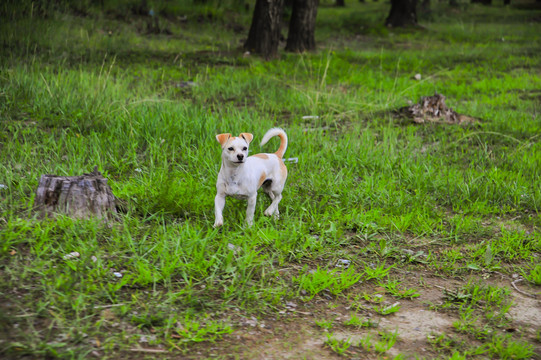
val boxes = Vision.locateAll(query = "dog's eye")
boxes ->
[242,147,247,151]
[228,147,234,151]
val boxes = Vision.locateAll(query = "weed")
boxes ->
[315,318,335,331]
[363,262,395,281]
[373,302,401,316]
[446,352,467,360]
[294,267,337,300]
[381,278,420,299]
[520,262,541,286]
[344,313,378,328]
[478,334,534,359]
[453,311,491,340]
[357,330,398,354]
[428,333,466,354]
[358,333,374,352]
[324,334,352,356]
[294,266,362,300]
[168,315,233,344]
[374,330,398,353]
[361,292,386,304]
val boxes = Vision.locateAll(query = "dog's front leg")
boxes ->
[214,193,226,228]
[245,194,257,226]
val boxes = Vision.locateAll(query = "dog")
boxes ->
[214,128,288,228]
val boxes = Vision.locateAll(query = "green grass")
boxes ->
[1,0,540,358]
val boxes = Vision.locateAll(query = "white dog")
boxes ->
[214,128,288,228]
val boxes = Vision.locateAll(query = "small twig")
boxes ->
[168,341,183,351]
[434,285,447,291]
[93,303,126,309]
[129,348,168,353]
[511,279,537,299]
[492,271,512,280]
[13,313,37,318]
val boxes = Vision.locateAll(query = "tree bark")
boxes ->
[285,0,319,53]
[420,0,431,16]
[244,0,285,59]
[385,0,418,27]
[34,167,116,219]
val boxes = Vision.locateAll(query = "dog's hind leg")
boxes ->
[264,187,275,201]
[264,192,282,218]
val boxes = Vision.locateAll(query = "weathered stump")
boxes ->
[34,166,116,219]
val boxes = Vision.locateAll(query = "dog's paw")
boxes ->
[213,220,223,228]
[264,208,276,217]
[264,209,280,220]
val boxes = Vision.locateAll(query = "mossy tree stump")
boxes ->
[34,166,116,219]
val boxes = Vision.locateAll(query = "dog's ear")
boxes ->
[239,133,253,145]
[216,133,231,147]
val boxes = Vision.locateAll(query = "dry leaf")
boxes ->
[399,93,479,125]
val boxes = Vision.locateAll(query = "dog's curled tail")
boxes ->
[260,128,288,159]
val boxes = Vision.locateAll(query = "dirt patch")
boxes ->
[509,293,541,332]
[213,274,541,359]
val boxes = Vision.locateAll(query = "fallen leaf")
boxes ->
[398,93,479,125]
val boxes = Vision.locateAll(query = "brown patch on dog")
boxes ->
[253,154,269,160]
[239,132,254,144]
[216,133,232,147]
[258,172,267,187]
[275,132,287,158]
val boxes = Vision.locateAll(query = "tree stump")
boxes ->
[34,166,116,219]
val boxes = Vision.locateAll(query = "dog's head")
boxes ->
[216,132,253,165]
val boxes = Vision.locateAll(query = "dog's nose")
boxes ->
[237,154,244,161]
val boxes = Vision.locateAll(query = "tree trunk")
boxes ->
[244,0,285,59]
[471,0,491,4]
[285,0,318,53]
[420,0,431,16]
[385,0,418,27]
[336,0,345,6]
[34,167,116,219]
